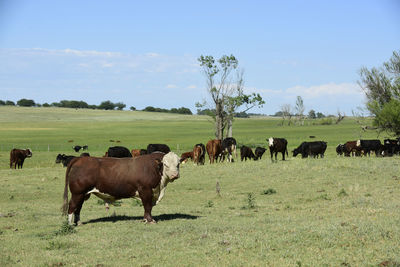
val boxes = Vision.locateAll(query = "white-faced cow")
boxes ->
[10,148,32,169]
[62,152,181,225]
[267,137,288,161]
[221,137,237,162]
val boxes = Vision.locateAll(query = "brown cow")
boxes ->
[206,139,222,164]
[131,149,148,158]
[193,143,206,165]
[62,152,181,225]
[180,151,193,164]
[10,148,32,169]
[344,141,363,157]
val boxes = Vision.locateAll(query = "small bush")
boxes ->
[320,118,333,125]
[55,220,76,236]
[338,189,348,197]
[242,193,256,209]
[262,188,276,195]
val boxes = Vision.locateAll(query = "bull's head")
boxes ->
[162,152,180,181]
[26,149,32,157]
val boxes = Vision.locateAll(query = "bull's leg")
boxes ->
[139,189,155,223]
[68,194,85,225]
[270,150,274,162]
[282,151,285,161]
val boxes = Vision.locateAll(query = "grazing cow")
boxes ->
[343,141,363,157]
[206,139,222,164]
[56,154,76,167]
[80,152,90,157]
[357,139,382,156]
[221,137,237,162]
[382,139,400,157]
[254,147,266,160]
[180,151,193,163]
[62,152,181,225]
[147,144,171,154]
[9,148,32,169]
[193,143,206,165]
[293,141,327,158]
[267,137,288,161]
[106,146,132,158]
[82,145,88,150]
[240,145,257,161]
[336,144,346,156]
[73,145,82,152]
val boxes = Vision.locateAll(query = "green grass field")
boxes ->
[0,106,399,266]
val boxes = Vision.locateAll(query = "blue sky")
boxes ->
[0,0,399,115]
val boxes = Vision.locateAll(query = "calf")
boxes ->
[180,151,193,163]
[56,154,76,167]
[267,137,288,161]
[240,146,257,161]
[9,148,32,169]
[336,144,346,156]
[254,147,266,160]
[62,152,181,225]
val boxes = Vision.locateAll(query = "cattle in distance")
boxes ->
[267,137,288,161]
[147,144,171,154]
[240,145,257,161]
[62,152,181,225]
[180,151,193,164]
[356,139,382,157]
[206,139,222,164]
[254,147,266,160]
[73,145,82,152]
[193,143,206,165]
[105,146,132,158]
[9,148,32,169]
[56,154,76,167]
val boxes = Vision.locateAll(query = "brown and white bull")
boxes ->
[9,148,32,169]
[62,152,181,225]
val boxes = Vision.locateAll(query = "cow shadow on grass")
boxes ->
[84,213,200,225]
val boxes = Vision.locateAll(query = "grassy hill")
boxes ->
[0,106,399,266]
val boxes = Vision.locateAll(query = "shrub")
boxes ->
[262,188,277,195]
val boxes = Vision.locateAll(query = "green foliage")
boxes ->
[5,100,15,106]
[131,199,143,207]
[308,109,316,119]
[206,200,214,208]
[143,106,192,114]
[338,189,348,197]
[17,98,36,107]
[129,106,136,111]
[0,100,5,105]
[370,99,400,135]
[262,188,277,195]
[54,220,76,236]
[242,193,256,209]
[320,118,333,125]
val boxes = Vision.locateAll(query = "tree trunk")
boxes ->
[226,117,233,138]
[215,100,224,139]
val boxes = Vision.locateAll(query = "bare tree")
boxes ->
[281,104,293,126]
[295,96,305,125]
[335,110,345,124]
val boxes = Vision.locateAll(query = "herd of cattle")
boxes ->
[7,136,400,225]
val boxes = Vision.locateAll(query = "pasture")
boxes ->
[0,106,399,266]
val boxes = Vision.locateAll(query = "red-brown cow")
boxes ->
[62,152,181,225]
[9,148,32,169]
[180,151,193,163]
[344,141,363,157]
[206,139,222,164]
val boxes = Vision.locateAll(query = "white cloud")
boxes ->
[166,84,177,88]
[285,82,362,98]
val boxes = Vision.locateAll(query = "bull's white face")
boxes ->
[162,152,180,181]
[268,137,274,147]
[26,149,32,157]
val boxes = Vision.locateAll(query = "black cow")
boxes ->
[147,144,171,154]
[80,152,90,157]
[221,137,237,162]
[382,139,400,157]
[293,141,327,158]
[267,137,288,161]
[254,147,266,160]
[336,144,346,156]
[240,146,257,161]
[73,145,82,152]
[56,154,76,167]
[82,145,88,150]
[106,146,132,158]
[357,139,382,156]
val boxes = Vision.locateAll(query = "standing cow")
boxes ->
[254,147,266,160]
[62,152,181,225]
[10,148,32,169]
[147,144,171,154]
[193,143,206,165]
[267,137,288,161]
[292,141,327,158]
[356,139,382,156]
[240,145,257,161]
[106,146,132,158]
[206,139,222,164]
[221,137,237,162]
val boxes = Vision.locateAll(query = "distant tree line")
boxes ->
[0,98,192,114]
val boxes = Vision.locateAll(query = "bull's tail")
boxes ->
[285,146,289,157]
[62,162,73,215]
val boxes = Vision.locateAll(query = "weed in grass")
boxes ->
[316,193,331,201]
[55,220,76,236]
[9,195,14,200]
[132,199,143,207]
[46,240,72,250]
[365,193,372,197]
[262,188,276,195]
[242,193,256,209]
[206,200,214,208]
[338,189,348,197]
